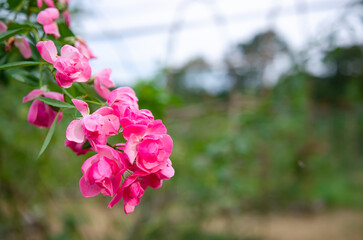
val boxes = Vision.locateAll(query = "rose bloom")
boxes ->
[36,8,60,39]
[107,87,139,119]
[37,40,91,88]
[94,68,114,99]
[66,99,120,148]
[79,145,127,197]
[23,89,64,128]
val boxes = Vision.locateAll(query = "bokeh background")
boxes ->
[1,0,363,239]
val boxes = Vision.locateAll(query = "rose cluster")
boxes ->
[15,2,174,215]
[66,88,174,214]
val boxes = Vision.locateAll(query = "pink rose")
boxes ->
[108,159,174,214]
[0,21,7,33]
[107,87,139,119]
[94,68,115,99]
[37,0,55,8]
[108,174,145,214]
[62,10,71,28]
[36,8,60,39]
[36,40,92,88]
[80,145,127,197]
[123,119,167,165]
[14,37,32,59]
[136,134,173,173]
[140,159,175,189]
[23,89,64,128]
[66,99,120,148]
[75,37,96,59]
[120,108,154,128]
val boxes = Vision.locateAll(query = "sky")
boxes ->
[70,0,360,86]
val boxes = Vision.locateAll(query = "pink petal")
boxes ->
[83,114,100,132]
[123,124,147,140]
[36,40,58,64]
[72,99,89,116]
[66,119,85,143]
[160,134,173,156]
[46,8,59,20]
[94,68,113,99]
[43,22,60,39]
[44,0,55,8]
[43,91,64,102]
[37,0,42,8]
[81,155,99,175]
[37,8,59,25]
[159,163,175,179]
[27,100,40,126]
[14,37,32,59]
[76,58,92,83]
[55,71,74,88]
[124,134,140,164]
[75,37,96,59]
[142,174,162,189]
[98,158,112,178]
[95,69,114,87]
[62,10,71,28]
[107,87,138,106]
[94,106,114,116]
[108,189,123,208]
[60,44,82,59]
[0,21,7,33]
[23,89,45,103]
[124,203,135,214]
[79,176,101,198]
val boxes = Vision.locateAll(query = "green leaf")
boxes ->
[7,0,23,9]
[0,61,44,70]
[37,113,59,159]
[58,22,75,38]
[37,97,75,108]
[0,28,25,42]
[5,69,39,86]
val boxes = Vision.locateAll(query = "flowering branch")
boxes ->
[0,0,174,215]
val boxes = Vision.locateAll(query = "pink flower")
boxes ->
[107,87,139,119]
[108,160,174,214]
[108,174,145,214]
[0,21,7,33]
[62,10,71,28]
[23,89,64,128]
[140,159,175,189]
[135,134,173,173]
[75,37,96,59]
[36,40,92,88]
[65,139,92,155]
[94,68,115,99]
[66,99,120,147]
[123,119,168,165]
[37,8,60,39]
[37,0,55,8]
[80,145,127,198]
[120,108,154,128]
[14,37,32,59]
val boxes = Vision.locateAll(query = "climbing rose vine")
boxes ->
[0,0,174,215]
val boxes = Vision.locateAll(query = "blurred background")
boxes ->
[1,0,363,239]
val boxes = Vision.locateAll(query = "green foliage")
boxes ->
[0,61,43,70]
[37,97,75,108]
[38,113,59,158]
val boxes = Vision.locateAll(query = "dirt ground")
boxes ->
[203,210,363,240]
[44,199,363,240]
